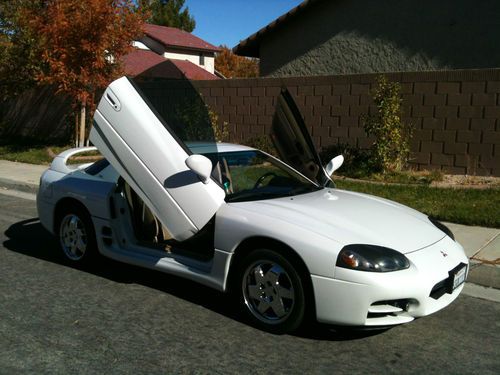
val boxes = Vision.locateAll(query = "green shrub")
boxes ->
[320,143,379,178]
[363,75,412,173]
[208,108,229,143]
[244,135,278,157]
[172,97,229,143]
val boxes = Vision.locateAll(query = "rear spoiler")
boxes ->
[50,147,98,174]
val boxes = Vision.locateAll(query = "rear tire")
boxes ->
[236,248,306,334]
[56,204,97,264]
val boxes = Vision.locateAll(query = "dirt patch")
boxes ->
[431,175,500,189]
[337,174,500,189]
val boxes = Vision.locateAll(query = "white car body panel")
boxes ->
[37,152,120,235]
[90,77,225,241]
[227,188,445,254]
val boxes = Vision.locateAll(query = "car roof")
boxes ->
[186,142,256,154]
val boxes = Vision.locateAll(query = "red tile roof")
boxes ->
[169,59,219,80]
[123,49,166,76]
[122,49,219,80]
[145,24,221,53]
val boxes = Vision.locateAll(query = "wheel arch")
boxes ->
[53,197,91,233]
[228,236,316,318]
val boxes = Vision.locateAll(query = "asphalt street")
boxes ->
[1,192,499,374]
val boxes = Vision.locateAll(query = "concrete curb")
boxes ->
[467,262,500,290]
[0,177,38,194]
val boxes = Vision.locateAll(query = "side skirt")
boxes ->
[91,216,233,292]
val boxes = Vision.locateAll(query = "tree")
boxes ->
[215,46,259,79]
[0,1,45,102]
[21,0,146,146]
[139,0,195,31]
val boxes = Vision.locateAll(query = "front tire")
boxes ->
[237,249,306,334]
[57,204,97,264]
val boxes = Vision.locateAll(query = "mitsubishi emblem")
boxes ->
[440,250,448,257]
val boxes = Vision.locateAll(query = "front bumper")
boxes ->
[312,236,468,326]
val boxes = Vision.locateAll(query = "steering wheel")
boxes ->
[253,172,278,189]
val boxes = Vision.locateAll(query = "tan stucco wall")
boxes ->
[259,0,500,77]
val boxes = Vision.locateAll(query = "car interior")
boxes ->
[113,160,231,262]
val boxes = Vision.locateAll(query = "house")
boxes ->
[233,0,500,77]
[124,23,221,80]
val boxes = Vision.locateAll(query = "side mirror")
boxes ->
[325,155,344,176]
[185,154,213,184]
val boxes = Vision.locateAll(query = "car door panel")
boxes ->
[90,77,225,242]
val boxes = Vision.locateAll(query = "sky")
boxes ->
[186,0,304,48]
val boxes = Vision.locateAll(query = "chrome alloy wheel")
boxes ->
[242,260,295,324]
[59,214,88,261]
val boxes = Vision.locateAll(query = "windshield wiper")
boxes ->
[287,185,322,196]
[226,190,289,203]
[227,185,320,203]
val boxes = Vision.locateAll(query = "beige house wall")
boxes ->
[163,51,215,74]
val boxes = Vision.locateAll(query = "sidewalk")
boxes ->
[446,223,500,289]
[1,159,499,290]
[0,160,47,194]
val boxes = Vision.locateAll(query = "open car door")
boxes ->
[271,88,332,186]
[90,77,225,242]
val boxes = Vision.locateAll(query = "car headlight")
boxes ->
[336,244,410,272]
[428,217,455,241]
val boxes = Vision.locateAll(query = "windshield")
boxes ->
[203,150,321,203]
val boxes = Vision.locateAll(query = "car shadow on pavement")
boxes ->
[4,218,389,341]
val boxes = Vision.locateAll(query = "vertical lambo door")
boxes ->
[271,88,332,186]
[90,77,225,242]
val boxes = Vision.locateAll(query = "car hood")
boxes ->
[234,188,445,253]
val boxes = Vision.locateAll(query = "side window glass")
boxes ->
[130,78,217,154]
[217,151,310,197]
[223,153,285,193]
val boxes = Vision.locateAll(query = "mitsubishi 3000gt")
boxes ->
[37,77,468,333]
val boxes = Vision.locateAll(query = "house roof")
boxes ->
[145,24,221,53]
[233,0,321,57]
[123,49,219,80]
[170,59,219,80]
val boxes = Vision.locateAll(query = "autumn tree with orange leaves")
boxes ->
[21,0,146,146]
[215,46,259,79]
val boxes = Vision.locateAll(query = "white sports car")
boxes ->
[37,77,468,333]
